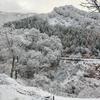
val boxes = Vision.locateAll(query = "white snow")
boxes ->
[0,74,100,100]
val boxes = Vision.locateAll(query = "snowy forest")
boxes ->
[0,1,100,100]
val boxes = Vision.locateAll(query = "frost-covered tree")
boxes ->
[19,28,63,78]
[0,28,26,79]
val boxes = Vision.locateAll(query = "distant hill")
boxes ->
[0,11,35,26]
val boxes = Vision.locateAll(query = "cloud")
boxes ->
[0,0,87,13]
[0,0,25,12]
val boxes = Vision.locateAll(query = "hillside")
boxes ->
[48,5,100,29]
[0,27,100,98]
[3,5,100,57]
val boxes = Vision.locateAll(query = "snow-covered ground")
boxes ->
[0,74,100,100]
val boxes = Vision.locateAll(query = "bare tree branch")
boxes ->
[80,0,100,12]
[5,32,14,56]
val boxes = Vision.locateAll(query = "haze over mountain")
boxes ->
[0,11,35,26]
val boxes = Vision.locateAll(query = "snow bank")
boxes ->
[0,74,100,100]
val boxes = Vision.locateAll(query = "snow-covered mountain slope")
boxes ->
[0,74,99,100]
[47,5,100,29]
[3,5,100,30]
[0,11,35,26]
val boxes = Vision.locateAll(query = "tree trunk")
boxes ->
[15,69,18,79]
[53,96,55,100]
[10,56,15,78]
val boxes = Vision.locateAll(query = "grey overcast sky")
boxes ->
[0,0,88,13]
